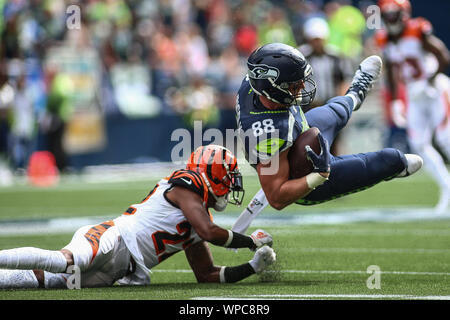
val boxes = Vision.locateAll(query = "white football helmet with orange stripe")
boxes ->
[186,145,245,211]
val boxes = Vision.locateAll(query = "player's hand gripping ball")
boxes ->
[288,127,330,178]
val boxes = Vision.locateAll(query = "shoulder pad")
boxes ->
[404,18,433,38]
[374,30,388,48]
[168,170,208,202]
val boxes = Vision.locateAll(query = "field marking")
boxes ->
[289,247,450,254]
[0,208,449,236]
[192,294,450,300]
[152,269,450,276]
[274,228,450,237]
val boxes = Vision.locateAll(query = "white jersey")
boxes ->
[114,170,210,273]
[376,17,435,86]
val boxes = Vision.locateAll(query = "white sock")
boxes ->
[345,92,359,111]
[434,127,450,161]
[232,188,269,234]
[0,269,39,289]
[0,248,67,273]
[418,145,450,190]
[44,271,69,289]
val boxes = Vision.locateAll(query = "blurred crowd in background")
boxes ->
[0,0,388,175]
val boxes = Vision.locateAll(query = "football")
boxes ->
[288,127,321,179]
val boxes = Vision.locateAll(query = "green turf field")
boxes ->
[0,169,441,220]
[0,170,449,300]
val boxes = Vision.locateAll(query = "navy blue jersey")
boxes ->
[235,76,310,166]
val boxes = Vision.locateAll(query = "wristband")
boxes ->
[219,266,226,283]
[224,231,256,250]
[306,172,328,190]
[224,230,233,247]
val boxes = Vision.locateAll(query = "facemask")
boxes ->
[387,22,404,36]
[214,195,228,212]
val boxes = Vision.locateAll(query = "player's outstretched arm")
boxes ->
[168,186,272,250]
[423,34,450,82]
[257,143,329,210]
[185,241,276,283]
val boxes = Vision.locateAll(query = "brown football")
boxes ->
[288,127,321,179]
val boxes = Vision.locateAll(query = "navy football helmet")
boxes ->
[247,43,316,107]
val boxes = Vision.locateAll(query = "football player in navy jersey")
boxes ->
[232,43,424,233]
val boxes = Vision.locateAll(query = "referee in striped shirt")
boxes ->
[299,17,354,154]
[299,17,353,111]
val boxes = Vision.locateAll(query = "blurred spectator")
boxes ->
[327,3,367,62]
[40,67,73,172]
[258,7,297,46]
[8,69,35,170]
[0,0,397,168]
[300,17,353,110]
[299,17,353,155]
[109,42,161,118]
[0,64,13,163]
[167,76,219,128]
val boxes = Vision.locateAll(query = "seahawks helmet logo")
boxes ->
[247,63,279,81]
[304,64,313,78]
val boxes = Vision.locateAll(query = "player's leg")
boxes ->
[305,56,383,146]
[0,247,68,273]
[0,239,72,289]
[297,148,409,205]
[305,95,354,147]
[0,221,125,289]
[63,221,132,287]
[407,91,450,213]
[0,269,40,289]
[434,123,450,161]
[432,78,450,160]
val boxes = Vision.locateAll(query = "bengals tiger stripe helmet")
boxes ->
[187,145,244,210]
[379,0,411,36]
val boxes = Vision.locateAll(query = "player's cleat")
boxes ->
[396,154,423,178]
[346,55,383,111]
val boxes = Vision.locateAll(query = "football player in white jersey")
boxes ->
[376,0,450,214]
[0,145,276,289]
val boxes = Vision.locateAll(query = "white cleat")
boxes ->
[347,55,383,111]
[397,154,424,178]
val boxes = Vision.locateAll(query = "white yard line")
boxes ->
[152,269,450,276]
[274,228,450,237]
[289,247,450,254]
[191,294,450,300]
[0,208,449,236]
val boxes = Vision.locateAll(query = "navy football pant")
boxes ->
[297,96,407,205]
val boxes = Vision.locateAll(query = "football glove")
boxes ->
[250,229,273,250]
[305,132,331,173]
[249,246,277,273]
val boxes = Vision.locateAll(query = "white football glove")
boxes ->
[249,246,277,273]
[250,229,273,249]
